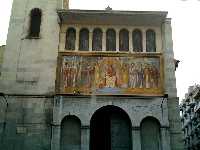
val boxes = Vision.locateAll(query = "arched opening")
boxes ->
[60,115,81,150]
[140,117,161,150]
[79,28,89,51]
[90,105,132,150]
[132,29,143,52]
[28,8,42,38]
[106,29,116,51]
[92,28,102,51]
[146,29,156,52]
[119,29,129,51]
[65,28,76,50]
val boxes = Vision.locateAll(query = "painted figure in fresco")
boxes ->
[144,64,151,88]
[81,63,95,88]
[94,62,100,87]
[136,63,144,88]
[63,59,79,89]
[121,63,129,88]
[105,64,117,88]
[71,62,78,88]
[129,63,138,88]
[150,65,159,88]
[63,62,70,88]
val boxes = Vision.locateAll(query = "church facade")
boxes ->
[0,0,183,150]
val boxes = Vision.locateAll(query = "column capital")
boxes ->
[160,126,170,129]
[132,126,140,130]
[102,28,107,33]
[164,18,172,24]
[128,28,133,32]
[115,28,120,33]
[81,125,90,129]
[89,28,94,33]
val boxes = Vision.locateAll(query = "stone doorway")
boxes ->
[90,105,132,150]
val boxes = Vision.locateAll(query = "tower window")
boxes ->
[79,28,89,51]
[132,29,143,52]
[106,29,116,51]
[92,28,102,51]
[119,29,129,51]
[146,29,156,52]
[65,28,76,50]
[28,8,42,38]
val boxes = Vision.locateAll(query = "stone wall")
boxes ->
[0,96,53,150]
[51,96,171,150]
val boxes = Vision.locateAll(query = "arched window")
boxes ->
[146,29,156,52]
[61,116,81,150]
[28,8,42,38]
[119,29,129,51]
[141,117,161,150]
[79,28,89,51]
[132,29,143,52]
[65,28,76,50]
[106,29,116,51]
[92,28,102,51]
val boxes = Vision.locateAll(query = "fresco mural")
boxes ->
[60,54,163,95]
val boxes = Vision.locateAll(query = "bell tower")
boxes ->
[0,0,64,94]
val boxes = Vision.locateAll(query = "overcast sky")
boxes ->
[0,0,200,101]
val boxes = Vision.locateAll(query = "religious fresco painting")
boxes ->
[60,54,163,95]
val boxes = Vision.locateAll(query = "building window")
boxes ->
[79,28,89,51]
[141,117,161,150]
[65,28,76,50]
[92,28,102,51]
[28,8,42,38]
[106,29,116,51]
[119,29,129,51]
[132,29,143,52]
[146,29,156,52]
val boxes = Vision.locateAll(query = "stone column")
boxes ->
[129,29,133,52]
[51,125,61,150]
[89,29,93,51]
[81,126,90,150]
[51,96,63,150]
[59,32,66,51]
[116,29,120,52]
[132,127,141,150]
[75,28,80,51]
[142,29,146,52]
[102,29,106,51]
[160,127,171,150]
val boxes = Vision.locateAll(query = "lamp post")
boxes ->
[0,93,8,145]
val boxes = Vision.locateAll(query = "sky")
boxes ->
[0,0,200,101]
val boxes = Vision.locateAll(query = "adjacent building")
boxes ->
[180,85,200,150]
[0,0,183,150]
